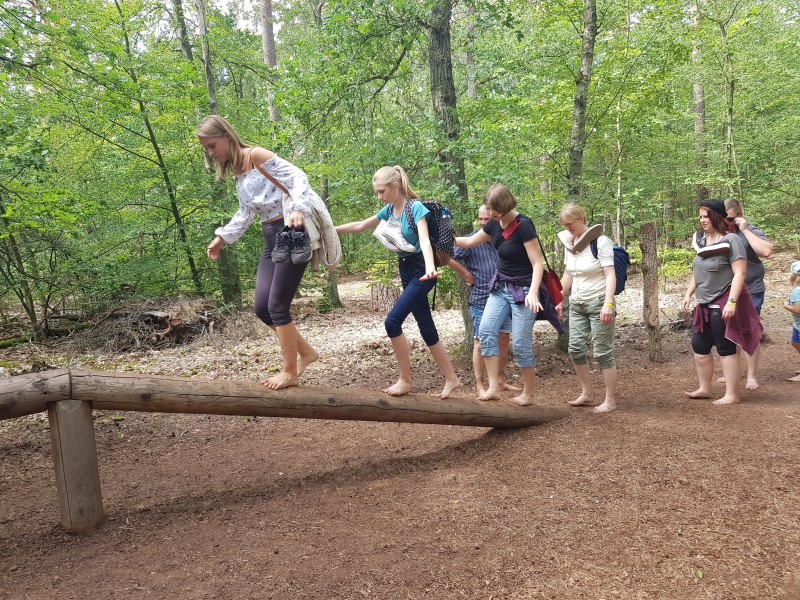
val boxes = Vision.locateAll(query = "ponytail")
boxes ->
[372,165,419,199]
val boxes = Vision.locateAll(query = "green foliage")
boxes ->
[661,247,695,282]
[0,0,797,335]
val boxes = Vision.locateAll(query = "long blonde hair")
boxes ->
[372,166,419,199]
[196,115,252,181]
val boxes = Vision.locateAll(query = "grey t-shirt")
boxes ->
[735,224,768,295]
[692,233,747,304]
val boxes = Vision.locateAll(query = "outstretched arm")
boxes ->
[336,215,380,234]
[455,230,492,249]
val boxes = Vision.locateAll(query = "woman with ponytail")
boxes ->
[335,166,462,398]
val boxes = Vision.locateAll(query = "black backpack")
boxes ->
[590,238,630,295]
[404,200,455,267]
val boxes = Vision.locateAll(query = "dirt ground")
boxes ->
[2,255,800,600]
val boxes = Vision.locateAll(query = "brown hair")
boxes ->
[699,205,736,235]
[483,183,517,215]
[196,115,252,181]
[372,166,419,199]
[724,198,743,216]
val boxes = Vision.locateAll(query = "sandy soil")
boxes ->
[1,255,800,600]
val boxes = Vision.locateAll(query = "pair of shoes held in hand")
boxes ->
[273,225,312,264]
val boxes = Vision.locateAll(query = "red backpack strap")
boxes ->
[501,217,521,240]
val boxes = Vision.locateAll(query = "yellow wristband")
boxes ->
[605,303,614,308]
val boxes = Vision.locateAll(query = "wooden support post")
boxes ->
[639,221,663,362]
[48,400,105,533]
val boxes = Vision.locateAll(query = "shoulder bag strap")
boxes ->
[250,151,290,196]
[537,236,554,272]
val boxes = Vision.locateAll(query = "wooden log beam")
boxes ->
[0,369,71,420]
[68,370,566,428]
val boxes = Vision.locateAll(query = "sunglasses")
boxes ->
[726,217,736,222]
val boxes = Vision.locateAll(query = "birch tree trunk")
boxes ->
[261,0,281,122]
[691,0,709,202]
[566,0,597,204]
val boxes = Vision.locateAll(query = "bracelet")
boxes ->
[728,298,736,304]
[605,303,614,308]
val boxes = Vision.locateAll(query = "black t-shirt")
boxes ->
[482,214,538,277]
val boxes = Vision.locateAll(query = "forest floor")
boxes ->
[1,252,800,600]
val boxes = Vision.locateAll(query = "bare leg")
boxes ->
[508,366,536,406]
[296,330,320,376]
[384,334,413,396]
[472,338,485,395]
[478,355,503,401]
[713,353,740,405]
[498,332,520,391]
[743,344,761,390]
[568,362,594,406]
[428,341,462,399]
[262,323,301,389]
[593,366,618,413]
[685,353,714,399]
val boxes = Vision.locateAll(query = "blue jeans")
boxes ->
[470,305,511,339]
[750,290,764,315]
[385,253,439,346]
[478,283,536,367]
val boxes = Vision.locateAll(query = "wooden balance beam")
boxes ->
[1,369,567,533]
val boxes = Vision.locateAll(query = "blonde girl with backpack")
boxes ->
[335,166,462,399]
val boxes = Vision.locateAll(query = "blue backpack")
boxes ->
[590,238,630,295]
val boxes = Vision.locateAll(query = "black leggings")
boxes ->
[254,220,307,327]
[691,307,737,357]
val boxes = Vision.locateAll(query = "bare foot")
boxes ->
[298,349,320,376]
[786,374,800,382]
[568,393,594,406]
[684,389,712,399]
[440,377,462,399]
[712,395,739,405]
[507,393,534,406]
[593,401,617,414]
[500,381,522,392]
[261,371,299,390]
[383,379,413,396]
[478,387,502,401]
[744,377,760,391]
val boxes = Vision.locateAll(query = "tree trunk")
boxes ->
[640,222,662,362]
[427,0,470,348]
[428,0,468,208]
[171,0,193,61]
[261,0,281,122]
[466,5,476,99]
[196,0,242,309]
[566,0,597,204]
[0,205,42,339]
[115,0,203,294]
[691,0,709,202]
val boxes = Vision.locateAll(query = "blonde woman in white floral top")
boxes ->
[198,115,319,390]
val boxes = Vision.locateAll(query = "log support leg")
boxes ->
[48,400,105,533]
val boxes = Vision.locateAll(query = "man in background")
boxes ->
[722,198,773,390]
